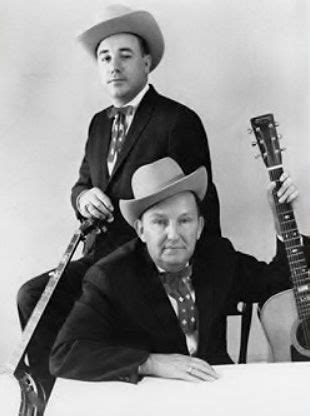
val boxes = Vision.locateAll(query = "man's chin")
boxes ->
[161,253,188,268]
[108,86,127,99]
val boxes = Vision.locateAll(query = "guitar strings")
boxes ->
[270,167,310,348]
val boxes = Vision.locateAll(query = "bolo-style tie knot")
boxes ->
[159,265,198,335]
[159,265,193,289]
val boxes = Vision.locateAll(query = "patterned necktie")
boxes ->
[159,265,198,335]
[107,105,134,168]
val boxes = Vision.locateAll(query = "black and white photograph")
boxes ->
[0,0,309,414]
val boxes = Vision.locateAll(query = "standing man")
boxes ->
[72,4,220,260]
[17,4,220,397]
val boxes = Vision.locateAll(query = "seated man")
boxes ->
[50,157,298,383]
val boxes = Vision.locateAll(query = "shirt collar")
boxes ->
[113,83,149,111]
[156,262,190,273]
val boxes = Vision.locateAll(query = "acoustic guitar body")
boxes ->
[261,289,310,362]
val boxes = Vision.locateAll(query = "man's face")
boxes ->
[135,192,204,272]
[96,33,151,106]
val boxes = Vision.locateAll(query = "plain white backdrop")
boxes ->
[0,0,309,366]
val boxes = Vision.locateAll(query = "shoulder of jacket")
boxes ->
[90,239,140,275]
[149,86,200,119]
[195,236,235,260]
[84,239,143,293]
[91,106,112,122]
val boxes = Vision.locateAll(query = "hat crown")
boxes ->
[132,158,185,199]
[92,4,134,25]
[78,4,164,71]
[119,158,208,226]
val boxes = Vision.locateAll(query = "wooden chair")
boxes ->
[226,301,253,363]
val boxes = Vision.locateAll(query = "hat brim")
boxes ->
[120,167,208,227]
[78,10,164,71]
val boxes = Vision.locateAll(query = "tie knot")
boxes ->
[108,105,134,119]
[159,265,192,288]
[159,264,197,335]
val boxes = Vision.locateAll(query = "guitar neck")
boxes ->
[268,165,310,320]
[7,230,83,375]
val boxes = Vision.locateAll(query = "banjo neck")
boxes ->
[4,218,102,377]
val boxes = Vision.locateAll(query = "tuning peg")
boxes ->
[275,121,279,127]
[255,152,267,159]
[278,133,283,140]
[247,128,253,135]
[280,147,287,152]
[251,141,257,147]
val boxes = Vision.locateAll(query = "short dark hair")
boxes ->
[95,33,150,58]
[135,35,150,56]
[191,192,204,217]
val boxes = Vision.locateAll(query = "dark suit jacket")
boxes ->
[50,237,291,383]
[71,85,220,260]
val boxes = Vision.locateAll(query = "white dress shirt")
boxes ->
[107,83,150,175]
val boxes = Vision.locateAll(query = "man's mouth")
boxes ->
[108,78,125,84]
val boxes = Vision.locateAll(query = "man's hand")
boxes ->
[268,172,299,207]
[78,187,114,221]
[275,172,299,204]
[268,172,299,235]
[139,353,219,382]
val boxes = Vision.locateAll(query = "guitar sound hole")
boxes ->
[295,317,310,352]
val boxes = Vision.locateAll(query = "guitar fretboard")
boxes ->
[7,231,82,375]
[269,166,310,320]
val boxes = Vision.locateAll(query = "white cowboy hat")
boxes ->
[119,158,208,227]
[78,4,165,71]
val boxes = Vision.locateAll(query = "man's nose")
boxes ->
[166,222,179,240]
[110,56,122,73]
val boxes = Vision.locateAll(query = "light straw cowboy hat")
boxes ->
[78,4,165,71]
[119,158,208,227]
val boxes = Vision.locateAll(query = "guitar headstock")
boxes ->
[250,113,282,169]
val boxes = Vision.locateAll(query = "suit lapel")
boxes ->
[137,247,188,352]
[98,110,113,190]
[192,256,215,354]
[108,86,158,183]
[139,256,217,355]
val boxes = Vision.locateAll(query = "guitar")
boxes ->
[0,218,103,415]
[250,113,310,362]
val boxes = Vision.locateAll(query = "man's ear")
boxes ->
[144,54,152,74]
[134,219,146,242]
[197,216,205,240]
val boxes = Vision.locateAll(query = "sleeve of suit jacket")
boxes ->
[70,115,97,221]
[227,238,292,305]
[233,234,310,303]
[49,265,149,383]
